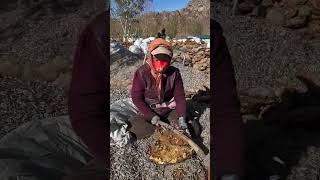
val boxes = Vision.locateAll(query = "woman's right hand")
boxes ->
[151,115,161,126]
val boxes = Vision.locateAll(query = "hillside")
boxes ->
[111,0,210,38]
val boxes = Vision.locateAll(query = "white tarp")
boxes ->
[133,38,143,46]
[129,45,143,55]
[110,98,138,147]
[148,37,155,41]
[140,42,149,55]
[142,38,151,44]
[110,42,123,55]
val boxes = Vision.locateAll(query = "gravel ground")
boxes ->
[0,0,105,64]
[110,45,210,179]
[0,77,67,139]
[213,2,320,92]
[0,0,105,136]
[213,2,320,180]
[287,146,320,180]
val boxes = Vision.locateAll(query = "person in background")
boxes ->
[66,11,108,180]
[212,20,245,180]
[157,28,166,39]
[128,38,188,139]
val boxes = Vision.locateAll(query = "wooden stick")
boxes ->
[156,120,205,156]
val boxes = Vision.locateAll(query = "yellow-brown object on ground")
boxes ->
[154,119,205,156]
[149,129,194,165]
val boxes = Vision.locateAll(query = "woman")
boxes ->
[128,38,188,139]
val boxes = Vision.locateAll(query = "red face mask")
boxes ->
[153,60,170,73]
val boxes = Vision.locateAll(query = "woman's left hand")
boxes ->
[177,117,188,130]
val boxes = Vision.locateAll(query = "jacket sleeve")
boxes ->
[212,20,245,179]
[68,25,107,166]
[173,69,187,118]
[131,69,157,119]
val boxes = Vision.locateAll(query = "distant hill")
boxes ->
[111,0,210,39]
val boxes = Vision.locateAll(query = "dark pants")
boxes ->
[128,109,178,139]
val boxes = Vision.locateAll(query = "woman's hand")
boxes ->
[151,115,161,126]
[177,117,188,130]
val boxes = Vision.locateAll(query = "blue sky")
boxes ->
[151,0,190,12]
[110,0,190,12]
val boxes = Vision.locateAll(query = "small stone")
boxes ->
[298,5,312,17]
[53,72,71,90]
[311,14,320,20]
[284,16,308,28]
[251,5,268,17]
[261,0,273,7]
[238,1,256,14]
[312,5,320,16]
[284,7,298,19]
[244,86,276,99]
[289,0,308,5]
[242,114,259,123]
[199,66,206,71]
[266,7,286,26]
[192,47,200,53]
[308,21,320,33]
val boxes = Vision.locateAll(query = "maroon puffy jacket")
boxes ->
[212,20,245,179]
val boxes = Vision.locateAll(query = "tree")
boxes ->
[165,15,178,38]
[111,0,151,42]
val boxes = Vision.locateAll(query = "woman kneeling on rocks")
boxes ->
[129,38,188,139]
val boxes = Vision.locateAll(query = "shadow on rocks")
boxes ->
[186,87,210,155]
[245,75,320,180]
